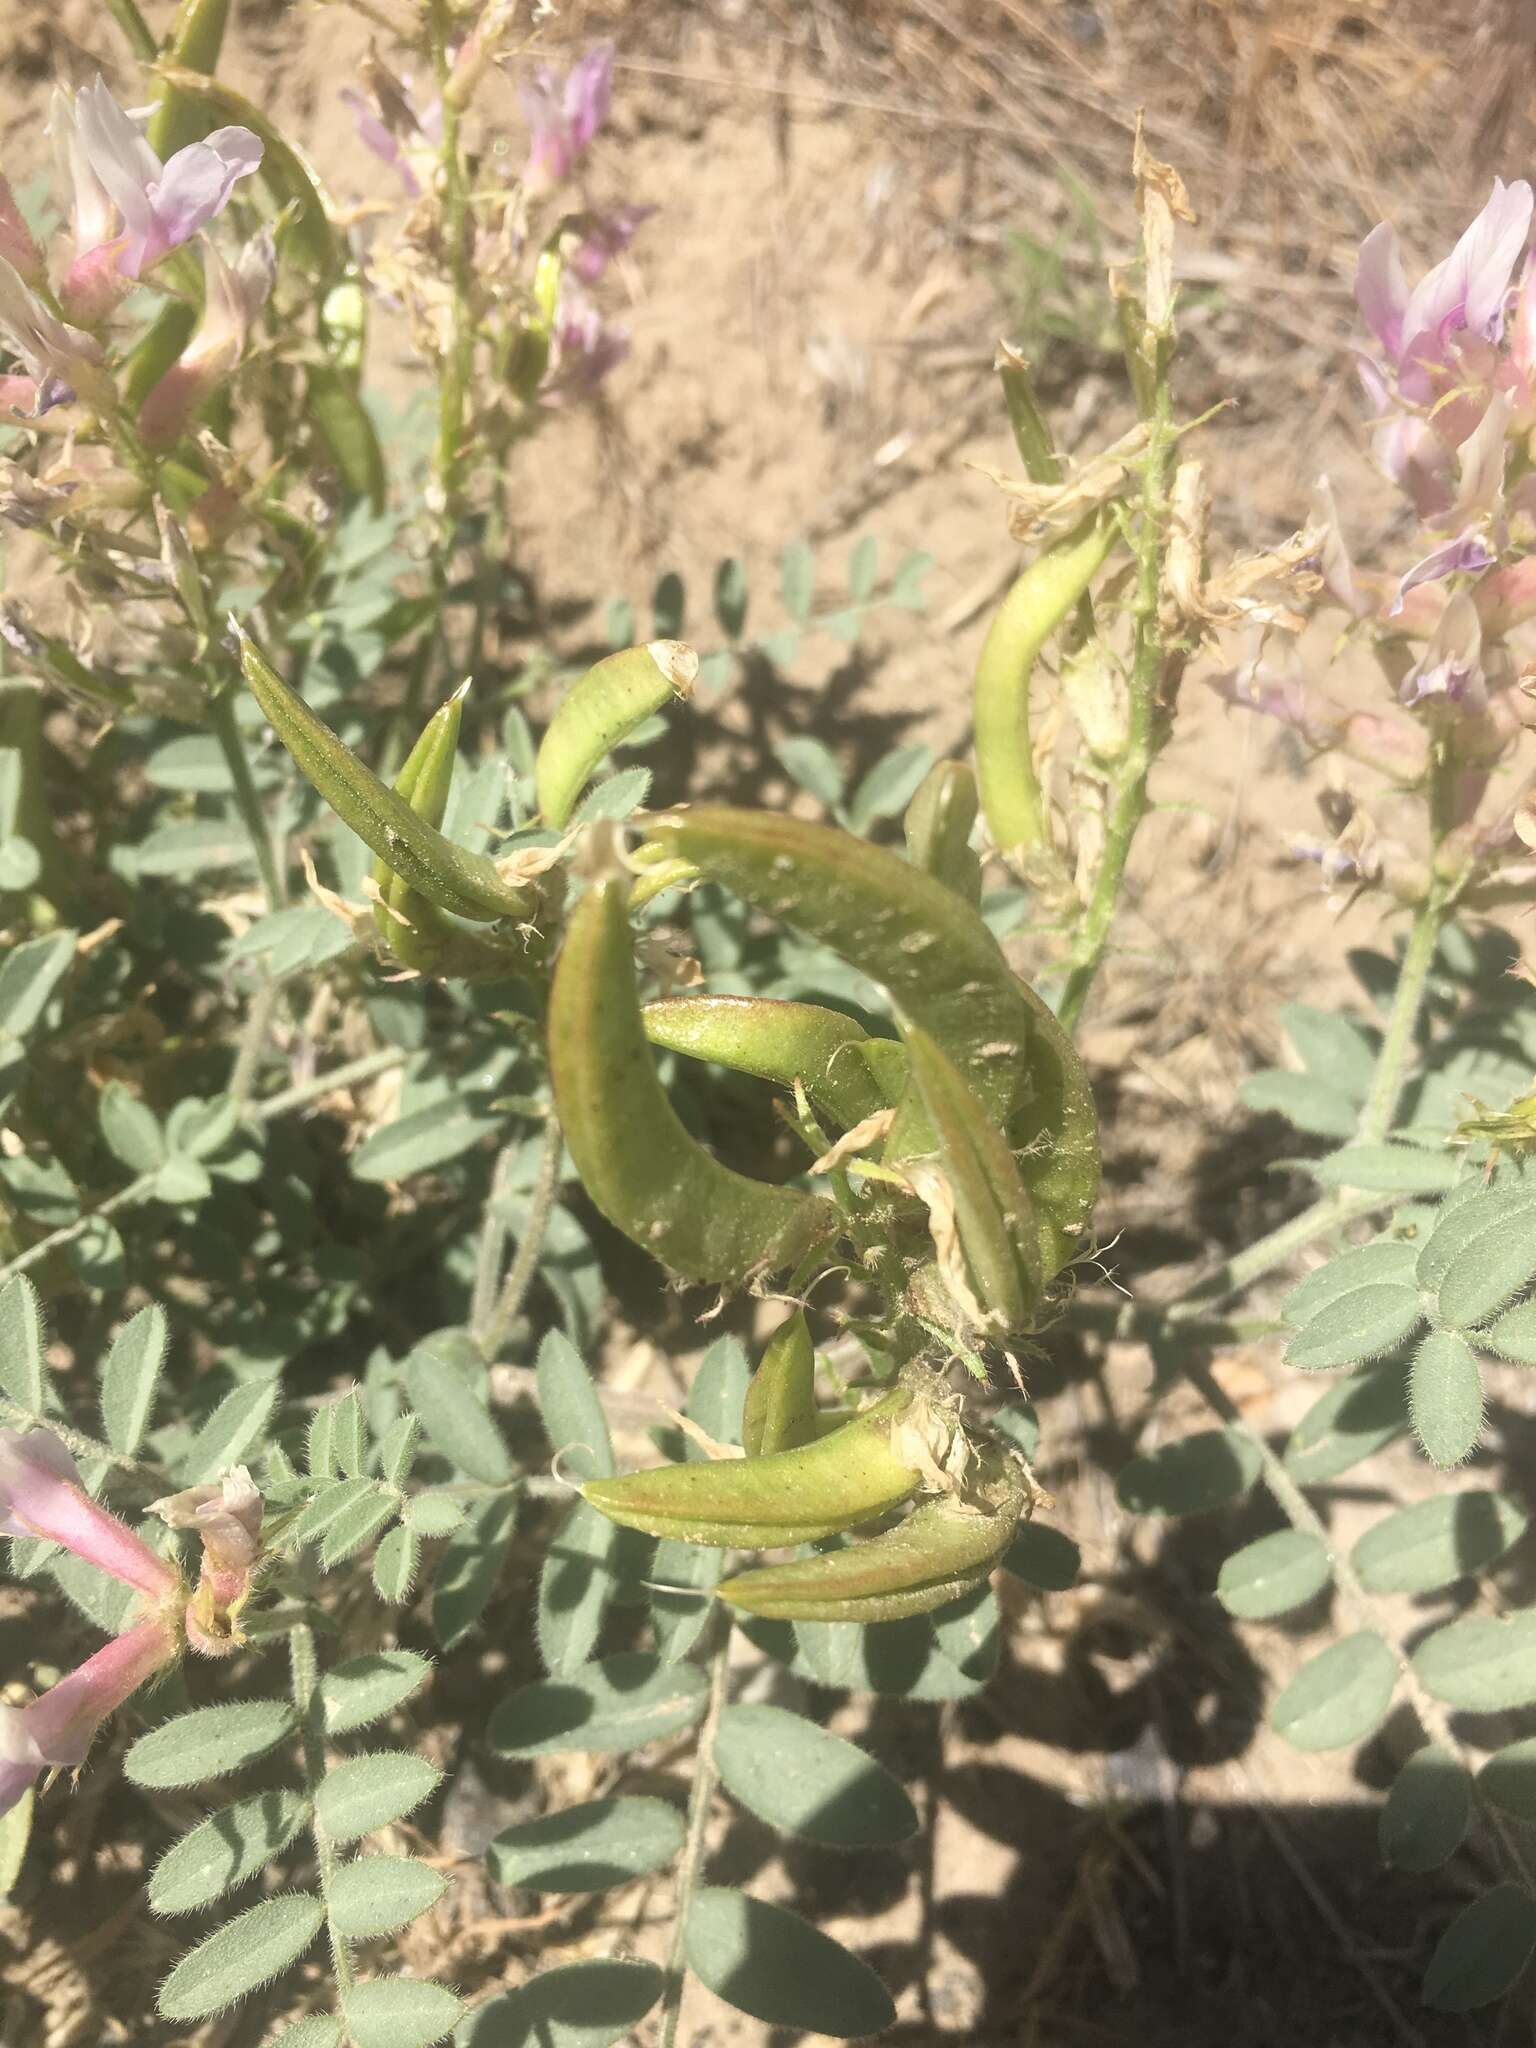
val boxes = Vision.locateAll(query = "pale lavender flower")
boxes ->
[1206,635,1340,748]
[1357,179,1534,400]
[1401,590,1486,710]
[56,79,260,321]
[520,44,614,197]
[570,204,655,284]
[1389,532,1495,617]
[0,1618,175,1818]
[341,88,421,198]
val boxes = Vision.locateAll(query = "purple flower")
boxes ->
[570,204,655,284]
[0,1618,175,1819]
[1357,180,1534,400]
[520,44,614,197]
[544,283,629,400]
[1389,532,1495,617]
[1400,591,1485,710]
[56,78,261,320]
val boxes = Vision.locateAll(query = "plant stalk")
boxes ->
[658,1622,731,2048]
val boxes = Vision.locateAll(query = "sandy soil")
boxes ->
[2,2,1532,2043]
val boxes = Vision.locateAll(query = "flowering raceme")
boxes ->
[0,1429,182,1817]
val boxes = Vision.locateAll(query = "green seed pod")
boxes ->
[548,880,839,1286]
[973,515,1117,858]
[742,1310,819,1459]
[641,994,891,1132]
[147,0,229,160]
[900,1019,1041,1332]
[122,299,198,411]
[536,642,698,829]
[583,1388,921,1547]
[367,683,533,981]
[716,1447,1027,1621]
[236,625,535,924]
[641,806,1098,1276]
[628,855,699,910]
[156,67,342,277]
[904,760,981,904]
[308,364,387,511]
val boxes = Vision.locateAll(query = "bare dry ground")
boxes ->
[4,2,1536,2043]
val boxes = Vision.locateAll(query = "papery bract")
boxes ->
[0,1428,177,1600]
[0,1618,175,1818]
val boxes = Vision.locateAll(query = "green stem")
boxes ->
[289,1621,356,1994]
[658,1623,731,2048]
[209,685,285,909]
[479,1115,563,1361]
[0,1047,406,1287]
[0,1394,163,1481]
[1356,891,1446,1144]
[1055,349,1175,1035]
[102,0,158,60]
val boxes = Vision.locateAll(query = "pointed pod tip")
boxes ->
[647,639,699,696]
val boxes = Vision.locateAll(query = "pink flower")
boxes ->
[138,231,274,448]
[0,177,43,288]
[1389,532,1494,617]
[520,44,614,197]
[54,79,261,322]
[0,1618,175,1818]
[0,258,107,415]
[1357,180,1534,401]
[0,1428,178,1600]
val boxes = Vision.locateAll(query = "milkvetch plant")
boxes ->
[4,8,1536,2042]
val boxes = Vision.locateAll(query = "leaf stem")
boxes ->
[478,1114,563,1361]
[658,1623,731,2048]
[0,1047,406,1287]
[1055,343,1174,1035]
[289,1620,356,1994]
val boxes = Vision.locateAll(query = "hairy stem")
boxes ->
[209,685,286,910]
[479,1115,564,1361]
[1356,891,1446,1145]
[658,1623,731,2048]
[1055,342,1174,1035]
[289,1620,356,1993]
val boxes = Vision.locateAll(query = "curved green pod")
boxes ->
[548,881,839,1286]
[309,364,387,511]
[641,994,891,1132]
[901,1020,1041,1331]
[742,1310,819,1459]
[582,1389,918,1547]
[236,627,534,924]
[537,642,697,829]
[147,0,229,160]
[642,806,1098,1275]
[716,1449,1026,1621]
[973,516,1117,858]
[904,760,981,904]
